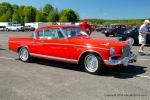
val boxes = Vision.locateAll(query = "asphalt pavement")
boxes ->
[0,31,150,100]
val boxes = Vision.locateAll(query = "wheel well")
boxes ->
[78,51,103,65]
[17,46,27,53]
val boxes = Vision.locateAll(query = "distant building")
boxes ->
[25,22,74,29]
[0,22,20,28]
[25,22,53,29]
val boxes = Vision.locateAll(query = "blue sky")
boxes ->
[0,0,150,19]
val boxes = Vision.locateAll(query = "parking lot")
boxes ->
[0,31,150,100]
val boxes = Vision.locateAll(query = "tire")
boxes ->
[6,28,9,32]
[126,37,135,46]
[17,28,19,32]
[113,33,118,37]
[105,34,109,37]
[83,53,104,74]
[18,47,31,62]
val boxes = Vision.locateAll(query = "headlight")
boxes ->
[110,47,115,56]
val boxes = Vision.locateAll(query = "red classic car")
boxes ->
[8,25,137,74]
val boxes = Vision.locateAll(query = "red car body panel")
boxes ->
[8,25,133,66]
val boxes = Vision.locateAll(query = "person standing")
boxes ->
[79,18,93,35]
[138,19,150,55]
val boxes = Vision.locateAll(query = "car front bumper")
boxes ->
[104,53,137,66]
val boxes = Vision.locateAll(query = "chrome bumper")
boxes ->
[104,53,137,66]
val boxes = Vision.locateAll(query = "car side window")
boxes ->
[62,28,81,37]
[38,30,44,39]
[57,30,64,38]
[38,28,64,40]
[44,29,59,39]
[44,29,53,39]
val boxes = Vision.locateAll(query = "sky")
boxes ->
[0,0,150,19]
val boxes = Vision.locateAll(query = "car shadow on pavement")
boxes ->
[28,58,84,72]
[144,54,150,56]
[27,58,147,79]
[101,65,147,79]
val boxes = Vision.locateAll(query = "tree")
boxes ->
[59,9,79,22]
[12,4,20,22]
[31,7,37,22]
[36,10,45,22]
[23,6,36,23]
[0,13,10,22]
[47,10,59,22]
[19,6,25,24]
[12,12,20,22]
[0,2,13,21]
[89,19,105,25]
[43,4,54,16]
[59,16,68,22]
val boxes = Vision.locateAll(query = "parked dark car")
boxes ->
[102,24,129,37]
[23,26,35,31]
[119,26,150,45]
[95,27,107,32]
[147,26,150,31]
[101,27,116,37]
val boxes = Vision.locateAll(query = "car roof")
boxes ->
[37,25,80,30]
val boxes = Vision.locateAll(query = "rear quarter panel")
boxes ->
[8,37,34,53]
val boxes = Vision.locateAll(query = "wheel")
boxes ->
[105,34,109,37]
[6,28,9,32]
[113,33,118,37]
[17,28,19,32]
[83,53,104,74]
[126,37,135,46]
[18,47,31,62]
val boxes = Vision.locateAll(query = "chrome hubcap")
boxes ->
[84,54,99,72]
[126,37,134,45]
[20,48,29,61]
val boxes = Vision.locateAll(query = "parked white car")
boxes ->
[5,24,24,31]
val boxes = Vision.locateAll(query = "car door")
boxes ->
[35,28,70,59]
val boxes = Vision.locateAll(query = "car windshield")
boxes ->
[62,27,88,38]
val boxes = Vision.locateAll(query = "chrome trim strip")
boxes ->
[104,57,129,66]
[9,41,109,50]
[104,52,137,66]
[30,53,78,64]
[33,32,36,39]
[9,41,35,44]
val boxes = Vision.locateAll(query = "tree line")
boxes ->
[0,2,79,25]
[89,18,150,26]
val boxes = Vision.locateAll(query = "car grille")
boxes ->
[122,45,131,57]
